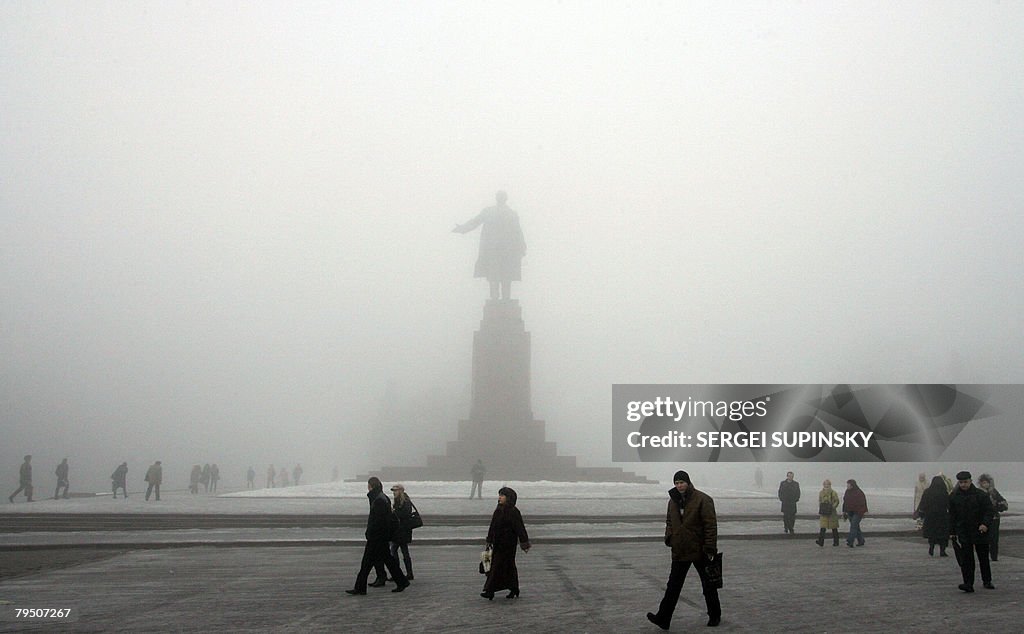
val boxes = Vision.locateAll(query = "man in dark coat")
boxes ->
[470,459,486,499]
[948,470,995,592]
[111,462,128,499]
[778,471,800,534]
[647,470,721,629]
[8,455,33,503]
[54,458,70,499]
[346,477,409,595]
[144,461,162,501]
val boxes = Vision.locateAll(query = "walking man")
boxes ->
[470,459,486,499]
[647,470,721,629]
[112,462,128,499]
[949,470,995,592]
[8,455,33,503]
[54,458,70,499]
[144,461,162,501]
[778,471,801,534]
[345,477,409,595]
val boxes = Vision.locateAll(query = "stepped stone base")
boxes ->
[360,299,653,484]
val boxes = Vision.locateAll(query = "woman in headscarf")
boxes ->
[977,474,1008,561]
[916,475,951,557]
[815,479,841,547]
[481,486,531,600]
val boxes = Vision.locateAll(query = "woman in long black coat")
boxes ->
[916,475,951,557]
[481,486,531,600]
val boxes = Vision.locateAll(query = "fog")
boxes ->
[2,3,1023,493]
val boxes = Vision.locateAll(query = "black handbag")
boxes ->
[408,503,424,530]
[703,552,723,589]
[818,501,834,516]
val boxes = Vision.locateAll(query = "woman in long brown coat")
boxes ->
[481,486,531,600]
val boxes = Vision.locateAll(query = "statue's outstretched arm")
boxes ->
[453,212,484,234]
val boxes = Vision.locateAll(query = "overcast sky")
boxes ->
[2,2,1022,491]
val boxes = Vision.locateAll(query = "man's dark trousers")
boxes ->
[957,541,992,587]
[354,541,407,592]
[656,559,721,625]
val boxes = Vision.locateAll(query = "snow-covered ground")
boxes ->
[4,480,1020,517]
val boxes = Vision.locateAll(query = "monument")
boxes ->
[362,193,651,483]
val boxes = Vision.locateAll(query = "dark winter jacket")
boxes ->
[486,489,530,553]
[842,487,868,515]
[948,484,994,545]
[365,488,393,543]
[19,461,32,485]
[917,476,950,541]
[665,486,718,562]
[392,497,416,546]
[778,479,800,513]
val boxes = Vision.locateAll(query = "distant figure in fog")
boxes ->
[815,479,840,547]
[452,191,526,301]
[754,466,763,490]
[144,461,162,501]
[267,465,276,488]
[8,455,33,503]
[914,472,928,514]
[201,463,211,492]
[778,471,800,534]
[470,459,486,499]
[938,472,954,494]
[279,467,290,487]
[842,479,868,547]
[54,458,70,499]
[977,473,1007,562]
[210,464,220,492]
[189,465,202,494]
[292,464,303,487]
[111,462,128,499]
[916,475,950,557]
[247,466,256,489]
[332,466,340,482]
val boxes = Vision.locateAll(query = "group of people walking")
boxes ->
[780,472,870,547]
[263,464,304,488]
[188,463,221,494]
[915,471,1008,592]
[344,477,533,604]
[6,456,161,503]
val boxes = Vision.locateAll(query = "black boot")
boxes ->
[816,529,825,547]
[646,613,669,631]
[929,544,934,556]
[832,530,839,546]
[369,578,386,587]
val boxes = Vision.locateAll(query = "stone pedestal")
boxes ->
[362,300,651,483]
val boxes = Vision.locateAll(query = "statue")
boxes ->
[453,191,526,300]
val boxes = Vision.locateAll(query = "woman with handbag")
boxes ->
[389,484,418,580]
[481,486,531,600]
[815,480,841,547]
